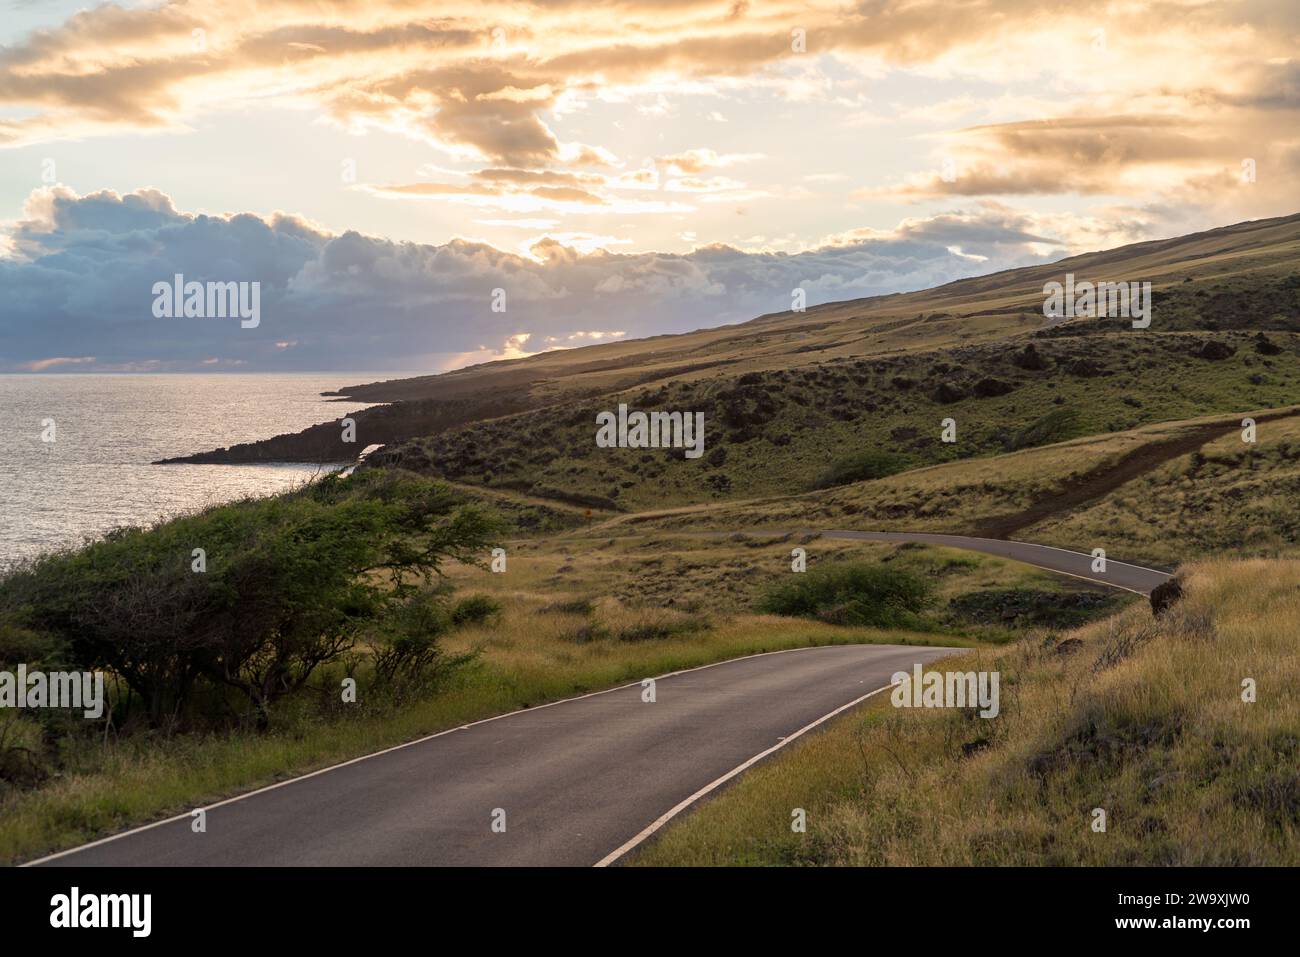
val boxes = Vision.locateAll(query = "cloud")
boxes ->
[360,160,702,215]
[21,355,96,372]
[5,1,1290,169]
[1,0,1296,242]
[656,148,764,175]
[0,186,1080,372]
[862,109,1300,224]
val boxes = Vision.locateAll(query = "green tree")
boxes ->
[0,470,500,729]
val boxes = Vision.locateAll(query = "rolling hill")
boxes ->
[160,212,1300,520]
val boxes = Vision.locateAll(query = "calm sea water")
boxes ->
[0,374,407,567]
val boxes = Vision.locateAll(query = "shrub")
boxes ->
[450,594,501,626]
[0,622,67,671]
[612,614,710,642]
[0,714,46,787]
[371,591,453,685]
[545,597,595,616]
[1004,408,1081,451]
[757,562,932,628]
[0,469,500,729]
[813,450,908,489]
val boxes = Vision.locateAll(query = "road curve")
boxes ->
[642,528,1171,594]
[30,643,958,868]
[814,530,1170,595]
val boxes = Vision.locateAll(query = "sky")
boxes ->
[0,0,1296,373]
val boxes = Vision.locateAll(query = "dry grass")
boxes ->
[632,558,1299,865]
[5,522,1093,864]
[0,586,956,865]
[612,414,1215,533]
[448,531,1126,641]
[619,406,1300,567]
[1029,414,1300,563]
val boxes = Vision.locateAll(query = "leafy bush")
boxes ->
[757,562,932,628]
[813,450,908,489]
[1005,408,1081,451]
[0,469,499,729]
[450,594,501,627]
[370,590,453,685]
[0,714,46,787]
[0,622,67,672]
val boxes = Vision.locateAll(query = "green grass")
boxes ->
[630,558,1300,866]
[756,560,933,628]
[387,330,1300,510]
[1028,414,1300,564]
[0,606,964,865]
[813,450,911,489]
[1,514,1123,864]
[462,531,1129,641]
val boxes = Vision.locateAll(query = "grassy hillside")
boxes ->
[632,558,1299,866]
[447,532,1132,642]
[336,210,1300,406]
[608,405,1300,564]
[376,329,1300,510]
[356,213,1299,518]
[166,213,1300,468]
[1027,412,1300,564]
[8,213,1297,867]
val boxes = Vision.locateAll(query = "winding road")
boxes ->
[32,643,958,867]
[815,530,1170,594]
[643,528,1170,594]
[26,533,1168,868]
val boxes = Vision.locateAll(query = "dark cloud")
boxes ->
[0,187,1069,372]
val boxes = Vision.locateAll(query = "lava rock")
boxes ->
[1149,575,1184,617]
[1012,343,1050,370]
[974,377,1015,398]
[1193,340,1236,360]
[1253,333,1283,356]
[934,382,967,403]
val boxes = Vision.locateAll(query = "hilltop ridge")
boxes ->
[156,212,1300,475]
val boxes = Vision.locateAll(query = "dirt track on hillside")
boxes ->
[973,408,1300,539]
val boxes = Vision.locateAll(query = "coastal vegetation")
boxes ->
[633,558,1299,866]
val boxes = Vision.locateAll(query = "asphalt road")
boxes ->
[29,533,1169,867]
[32,643,958,868]
[814,530,1170,594]
[661,528,1170,594]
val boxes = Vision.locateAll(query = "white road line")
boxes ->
[998,563,1150,596]
[22,642,914,867]
[24,526,1165,867]
[823,530,1164,574]
[819,532,1161,594]
[595,674,923,867]
[591,528,1171,865]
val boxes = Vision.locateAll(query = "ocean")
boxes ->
[0,373,405,567]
